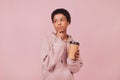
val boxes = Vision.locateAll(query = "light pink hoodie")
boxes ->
[40,32,83,80]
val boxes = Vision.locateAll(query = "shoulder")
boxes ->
[41,32,56,45]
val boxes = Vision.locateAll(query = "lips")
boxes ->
[57,27,63,30]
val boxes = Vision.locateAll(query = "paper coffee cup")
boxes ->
[68,41,79,59]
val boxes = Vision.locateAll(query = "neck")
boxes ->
[60,31,68,40]
[63,33,67,40]
[63,34,68,41]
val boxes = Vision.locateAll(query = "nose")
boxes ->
[57,20,62,25]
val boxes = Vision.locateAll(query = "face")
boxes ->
[53,13,69,33]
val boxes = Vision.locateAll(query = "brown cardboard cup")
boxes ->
[68,41,79,59]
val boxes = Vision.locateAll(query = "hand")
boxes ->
[56,30,64,40]
[74,50,80,60]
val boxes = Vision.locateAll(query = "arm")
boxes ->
[40,37,66,71]
[67,52,83,74]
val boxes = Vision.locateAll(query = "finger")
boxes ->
[75,54,79,58]
[73,57,79,61]
[75,52,79,55]
[74,54,79,58]
[59,31,64,33]
[75,57,79,60]
[58,30,63,33]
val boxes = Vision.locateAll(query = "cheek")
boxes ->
[63,23,68,27]
[53,23,56,26]
[53,23,57,29]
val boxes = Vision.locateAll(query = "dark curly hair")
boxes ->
[51,8,71,24]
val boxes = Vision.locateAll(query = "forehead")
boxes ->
[53,13,66,19]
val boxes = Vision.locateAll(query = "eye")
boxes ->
[61,18,66,22]
[53,20,57,23]
[53,19,58,23]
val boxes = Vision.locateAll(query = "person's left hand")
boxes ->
[74,50,80,60]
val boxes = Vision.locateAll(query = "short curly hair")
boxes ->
[51,8,71,24]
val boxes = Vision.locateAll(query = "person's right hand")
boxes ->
[56,30,64,40]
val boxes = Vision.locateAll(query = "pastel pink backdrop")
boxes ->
[0,0,120,80]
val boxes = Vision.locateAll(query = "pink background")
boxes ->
[0,0,120,80]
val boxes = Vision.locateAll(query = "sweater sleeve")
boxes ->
[67,53,83,74]
[40,37,66,72]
